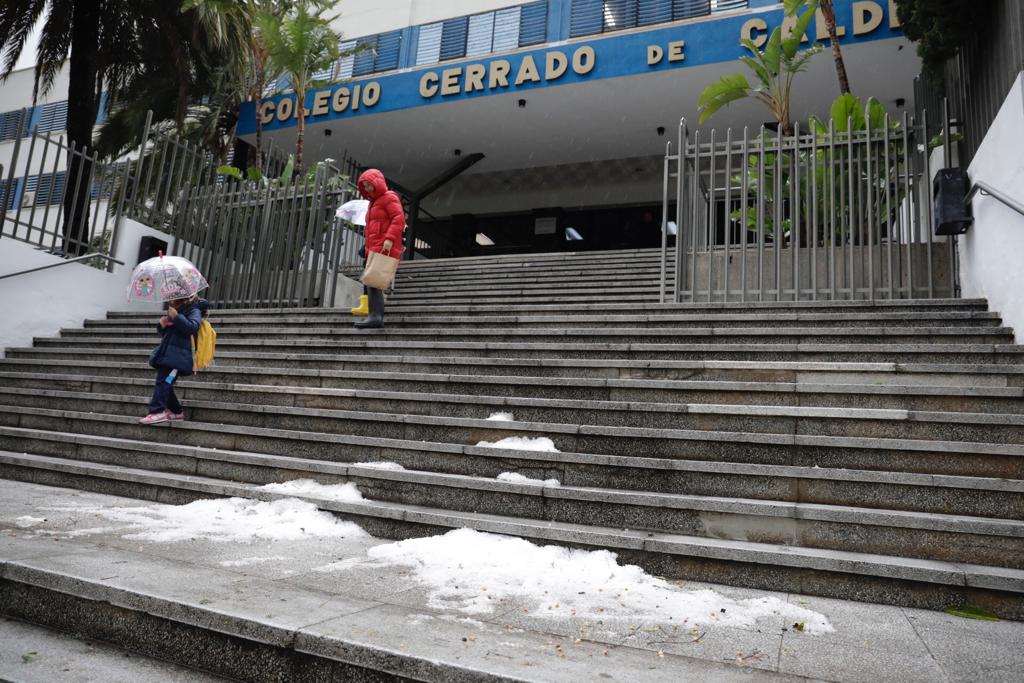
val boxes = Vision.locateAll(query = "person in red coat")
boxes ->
[355,168,405,329]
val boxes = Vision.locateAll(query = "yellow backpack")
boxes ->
[192,319,217,372]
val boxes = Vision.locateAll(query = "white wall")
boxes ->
[959,72,1024,343]
[0,217,171,357]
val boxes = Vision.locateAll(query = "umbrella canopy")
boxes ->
[335,199,369,226]
[128,255,208,302]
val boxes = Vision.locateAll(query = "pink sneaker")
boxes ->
[139,411,170,425]
[167,411,185,422]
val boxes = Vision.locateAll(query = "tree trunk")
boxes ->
[63,1,102,256]
[820,0,852,94]
[295,89,304,176]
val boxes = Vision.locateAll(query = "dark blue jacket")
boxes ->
[148,300,206,376]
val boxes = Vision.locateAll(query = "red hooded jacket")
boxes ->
[358,169,405,258]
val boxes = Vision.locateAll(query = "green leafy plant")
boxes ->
[729,94,904,243]
[698,0,823,136]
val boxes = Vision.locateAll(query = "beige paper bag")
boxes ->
[361,250,400,289]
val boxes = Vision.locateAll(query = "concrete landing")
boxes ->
[1,480,1022,683]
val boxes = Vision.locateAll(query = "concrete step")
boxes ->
[101,298,994,320]
[2,450,1022,618]
[82,310,1006,330]
[6,382,1022,445]
[5,367,1022,415]
[55,325,1017,346]
[5,355,1021,389]
[3,421,1023,520]
[1,441,1020,569]
[23,337,1024,364]
[3,387,1024,471]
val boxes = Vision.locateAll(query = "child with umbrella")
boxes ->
[128,255,209,425]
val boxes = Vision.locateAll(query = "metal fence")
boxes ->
[660,107,956,303]
[942,0,1024,166]
[124,123,364,308]
[0,108,128,269]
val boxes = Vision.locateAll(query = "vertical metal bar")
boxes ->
[943,97,956,297]
[810,123,819,300]
[128,110,154,215]
[905,113,915,299]
[846,118,855,299]
[48,138,71,253]
[922,108,934,298]
[707,129,716,302]
[740,127,749,303]
[723,128,732,303]
[12,127,40,241]
[0,108,29,238]
[64,143,89,255]
[87,149,109,250]
[27,132,53,243]
[865,111,875,301]
[660,141,671,304]
[774,126,783,301]
[675,119,687,303]
[690,130,700,302]
[38,135,62,247]
[792,123,801,301]
[107,160,133,273]
[884,115,894,300]
[828,119,836,300]
[757,125,766,301]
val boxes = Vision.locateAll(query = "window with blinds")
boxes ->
[570,0,739,37]
[24,172,66,206]
[34,101,68,133]
[0,109,28,142]
[414,1,549,66]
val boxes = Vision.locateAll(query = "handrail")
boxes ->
[0,253,126,281]
[965,180,1024,219]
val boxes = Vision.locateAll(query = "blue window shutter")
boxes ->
[0,109,29,142]
[569,0,603,37]
[337,40,357,79]
[639,0,674,25]
[440,16,469,61]
[518,1,548,46]
[467,12,496,56]
[674,0,712,19]
[416,23,443,65]
[492,7,521,52]
[353,36,377,76]
[375,30,402,71]
[603,0,639,31]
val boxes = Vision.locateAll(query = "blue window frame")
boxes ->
[415,2,549,66]
[570,0,736,37]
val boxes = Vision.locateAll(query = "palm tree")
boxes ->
[698,0,822,136]
[185,0,284,172]
[257,0,341,173]
[788,0,851,94]
[0,1,137,254]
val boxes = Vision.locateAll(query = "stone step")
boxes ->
[54,325,1017,346]
[23,337,1024,364]
[2,450,1022,618]
[82,310,1006,330]
[5,367,1022,415]
[4,355,1020,388]
[13,382,1024,445]
[101,298,993,319]
[4,384,1024,461]
[2,423,1022,521]
[0,530,717,682]
[1,439,1020,569]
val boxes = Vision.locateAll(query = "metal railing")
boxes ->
[660,107,957,303]
[0,253,125,281]
[967,180,1024,219]
[0,108,128,270]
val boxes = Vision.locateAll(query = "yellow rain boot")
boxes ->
[351,294,369,316]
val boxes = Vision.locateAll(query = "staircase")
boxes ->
[2,250,1023,638]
